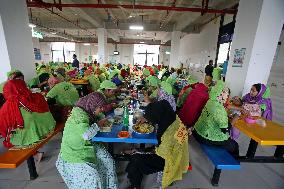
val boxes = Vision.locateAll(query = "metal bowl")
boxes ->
[132,124,154,139]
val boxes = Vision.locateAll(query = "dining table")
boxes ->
[234,117,284,163]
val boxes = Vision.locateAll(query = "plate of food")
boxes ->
[132,123,154,138]
[100,120,112,132]
[113,116,123,125]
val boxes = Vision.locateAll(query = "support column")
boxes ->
[169,31,181,68]
[97,28,108,65]
[75,43,81,62]
[0,0,35,83]
[226,0,284,96]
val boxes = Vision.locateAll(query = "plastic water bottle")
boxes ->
[123,106,129,129]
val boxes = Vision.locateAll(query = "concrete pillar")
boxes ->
[75,43,81,62]
[0,0,35,83]
[97,28,108,64]
[169,31,181,68]
[226,0,284,96]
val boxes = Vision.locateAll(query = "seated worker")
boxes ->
[0,79,55,148]
[56,92,118,189]
[99,80,118,112]
[46,81,79,107]
[126,100,189,189]
[242,83,272,120]
[193,81,239,157]
[0,70,25,108]
[157,81,176,112]
[178,83,209,128]
[145,75,160,99]
[87,74,101,92]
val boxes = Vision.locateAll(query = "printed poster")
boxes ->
[232,48,246,67]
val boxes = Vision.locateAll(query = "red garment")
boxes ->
[178,83,209,127]
[120,69,129,78]
[0,80,49,148]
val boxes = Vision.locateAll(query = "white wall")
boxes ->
[39,42,52,63]
[0,15,11,83]
[76,43,98,63]
[226,0,284,96]
[178,17,220,81]
[74,43,133,65]
[0,0,35,82]
[159,46,171,66]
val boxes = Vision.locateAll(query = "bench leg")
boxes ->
[27,156,38,180]
[274,146,284,157]
[246,139,258,158]
[211,168,221,187]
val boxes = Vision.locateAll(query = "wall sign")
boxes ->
[34,48,41,60]
[232,48,246,67]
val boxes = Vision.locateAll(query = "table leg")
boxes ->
[82,85,88,96]
[246,139,258,158]
[108,143,114,156]
[211,168,221,187]
[274,146,284,157]
[27,156,38,180]
[140,143,145,149]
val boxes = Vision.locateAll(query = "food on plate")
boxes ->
[113,116,122,124]
[133,123,154,134]
[100,120,112,132]
[114,108,123,116]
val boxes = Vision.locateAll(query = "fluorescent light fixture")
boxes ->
[83,43,90,46]
[113,51,119,55]
[165,51,171,54]
[29,23,36,28]
[129,25,144,30]
[139,41,145,44]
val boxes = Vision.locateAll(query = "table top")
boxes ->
[92,124,158,144]
[69,79,89,85]
[234,118,284,145]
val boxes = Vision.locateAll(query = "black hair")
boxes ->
[253,83,261,93]
[13,72,24,79]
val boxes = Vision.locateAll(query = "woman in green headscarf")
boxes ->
[99,80,118,112]
[46,82,79,107]
[145,76,160,99]
[193,81,239,157]
[87,74,101,92]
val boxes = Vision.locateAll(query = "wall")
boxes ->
[178,17,220,81]
[226,0,284,96]
[74,43,133,65]
[267,30,284,124]
[159,46,171,66]
[0,15,11,83]
[0,0,35,82]
[75,43,98,63]
[39,42,52,63]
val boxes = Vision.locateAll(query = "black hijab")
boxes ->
[144,100,176,144]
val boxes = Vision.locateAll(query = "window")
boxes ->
[133,44,160,66]
[51,42,75,62]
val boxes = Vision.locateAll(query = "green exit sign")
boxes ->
[32,28,43,39]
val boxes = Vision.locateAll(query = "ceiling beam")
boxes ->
[27,2,237,14]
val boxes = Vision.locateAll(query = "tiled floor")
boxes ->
[0,133,283,189]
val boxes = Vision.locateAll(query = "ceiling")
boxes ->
[27,0,239,44]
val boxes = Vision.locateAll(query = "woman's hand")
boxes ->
[144,93,151,103]
[97,118,107,127]
[136,117,147,125]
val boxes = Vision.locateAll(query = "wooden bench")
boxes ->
[0,122,65,180]
[200,144,241,186]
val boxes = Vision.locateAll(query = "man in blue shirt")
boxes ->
[72,54,79,69]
